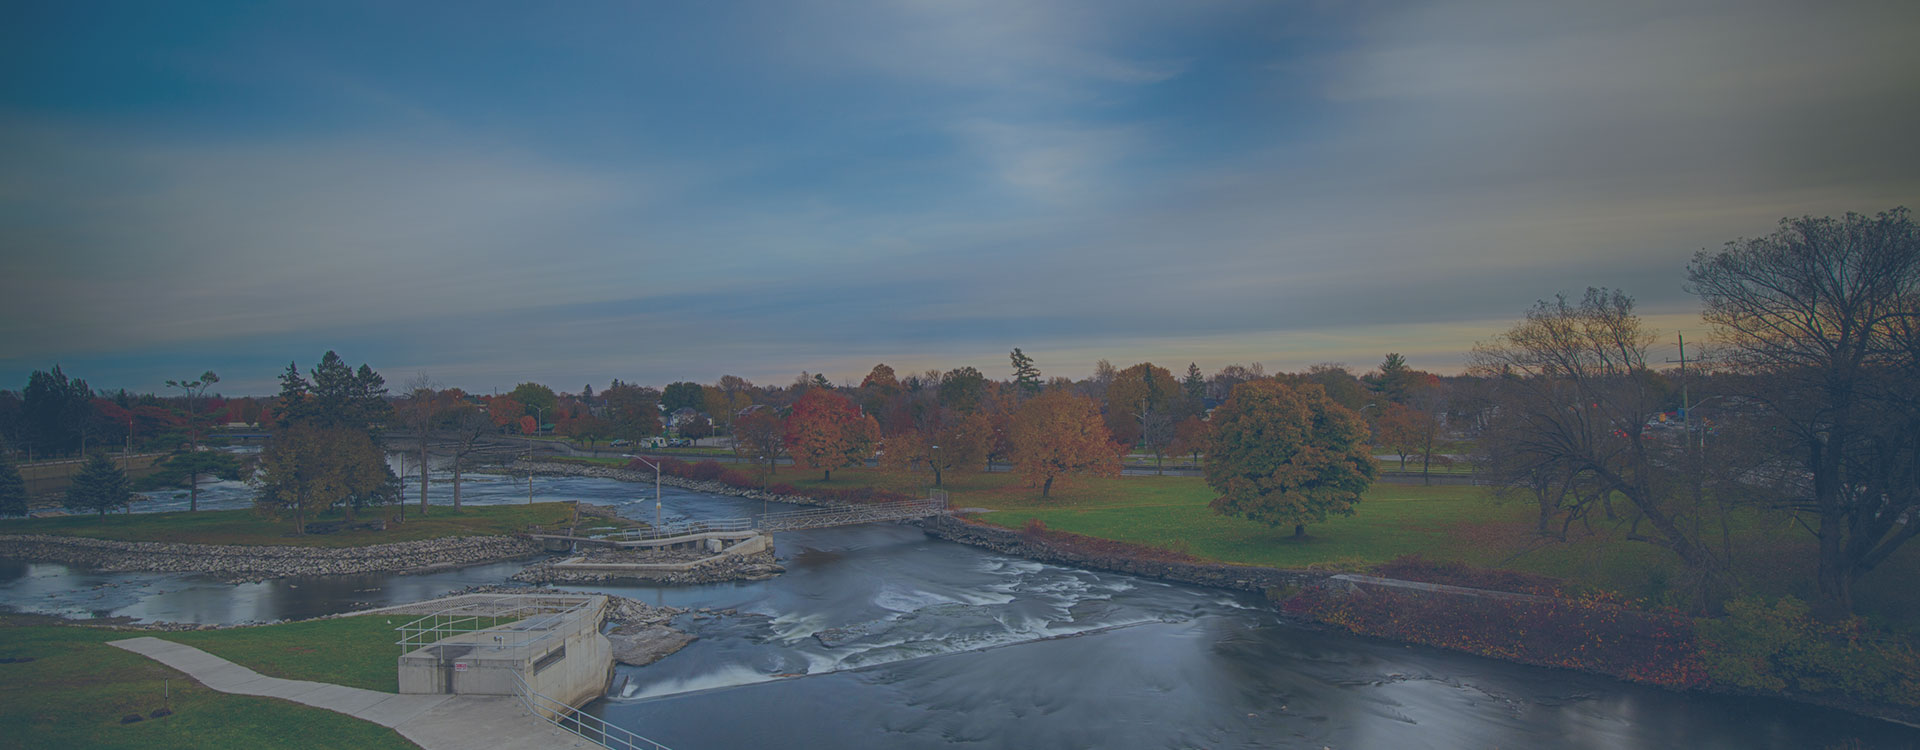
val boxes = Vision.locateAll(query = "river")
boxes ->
[2,468,1912,748]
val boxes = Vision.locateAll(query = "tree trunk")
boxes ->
[932,464,943,487]
[1812,433,1852,618]
[823,469,832,481]
[1293,524,1305,538]
[1042,475,1054,497]
[453,461,463,510]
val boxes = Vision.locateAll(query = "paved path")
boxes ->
[109,637,597,750]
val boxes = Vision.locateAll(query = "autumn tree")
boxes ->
[1373,403,1428,470]
[604,384,662,442]
[1010,348,1041,395]
[661,381,704,413]
[1169,416,1212,467]
[881,413,992,487]
[1688,208,1920,615]
[64,453,131,517]
[784,389,879,481]
[1105,362,1181,450]
[256,423,389,533]
[164,370,219,511]
[1008,390,1120,497]
[733,409,787,477]
[401,376,440,516]
[444,403,493,510]
[0,453,26,516]
[679,415,714,442]
[1204,380,1376,538]
[564,413,614,449]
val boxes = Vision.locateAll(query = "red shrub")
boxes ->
[766,482,797,495]
[686,460,725,481]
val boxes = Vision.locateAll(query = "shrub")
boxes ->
[686,460,725,481]
[766,482,797,495]
[1022,518,1047,537]
[1696,596,1920,705]
[716,470,756,488]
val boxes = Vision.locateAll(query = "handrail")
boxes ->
[394,595,599,653]
[510,670,671,750]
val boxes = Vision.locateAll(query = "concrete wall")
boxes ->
[397,594,614,713]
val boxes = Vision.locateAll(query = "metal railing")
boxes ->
[510,670,671,750]
[394,595,599,654]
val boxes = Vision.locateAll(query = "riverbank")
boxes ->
[0,533,543,583]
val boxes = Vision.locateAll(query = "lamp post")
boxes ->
[626,454,664,529]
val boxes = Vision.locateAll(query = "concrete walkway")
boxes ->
[109,637,599,750]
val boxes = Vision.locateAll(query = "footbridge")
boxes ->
[526,493,950,549]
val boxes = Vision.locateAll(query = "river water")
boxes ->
[2,467,1913,748]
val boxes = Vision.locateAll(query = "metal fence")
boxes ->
[393,595,598,654]
[510,670,671,750]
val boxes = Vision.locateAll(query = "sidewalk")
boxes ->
[109,637,598,750]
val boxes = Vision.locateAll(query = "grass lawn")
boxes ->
[0,616,416,749]
[0,502,578,547]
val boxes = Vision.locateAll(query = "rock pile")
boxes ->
[0,534,544,583]
[511,546,785,586]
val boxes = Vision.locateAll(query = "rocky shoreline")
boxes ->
[0,533,544,583]
[920,515,1326,592]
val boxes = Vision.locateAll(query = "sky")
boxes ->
[3,0,1917,396]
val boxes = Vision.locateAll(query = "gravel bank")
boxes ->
[0,533,543,583]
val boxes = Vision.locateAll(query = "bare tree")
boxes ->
[1469,288,1729,601]
[1687,207,1920,616]
[401,376,441,517]
[444,403,493,511]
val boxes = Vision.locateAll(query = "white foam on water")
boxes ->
[766,611,831,643]
[872,585,957,613]
[618,664,777,701]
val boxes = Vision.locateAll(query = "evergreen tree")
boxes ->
[1183,362,1206,404]
[0,453,28,516]
[1010,348,1041,394]
[64,453,131,517]
[274,361,312,426]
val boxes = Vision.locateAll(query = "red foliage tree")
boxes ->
[784,389,880,481]
[1008,390,1121,497]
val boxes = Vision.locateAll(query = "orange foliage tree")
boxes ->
[784,389,880,481]
[1008,390,1121,497]
[880,413,992,487]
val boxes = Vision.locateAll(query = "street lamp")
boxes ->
[626,454,665,529]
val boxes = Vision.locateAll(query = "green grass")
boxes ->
[0,502,578,547]
[163,615,404,693]
[0,616,416,749]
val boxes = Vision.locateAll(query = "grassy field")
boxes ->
[0,502,579,546]
[775,465,1920,630]
[0,616,416,749]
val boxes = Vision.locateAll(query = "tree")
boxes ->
[444,404,494,510]
[1106,362,1182,448]
[661,381,705,413]
[678,415,714,442]
[1374,403,1427,470]
[1204,380,1375,538]
[22,366,94,457]
[163,371,220,508]
[784,389,879,481]
[64,453,130,517]
[1169,417,1212,467]
[509,382,559,421]
[1182,363,1206,405]
[485,395,524,430]
[1687,207,1920,616]
[1469,288,1729,596]
[401,376,440,517]
[255,423,387,533]
[1372,353,1416,404]
[1010,349,1042,395]
[0,453,28,516]
[938,367,988,414]
[607,384,663,443]
[733,409,786,477]
[881,413,991,487]
[1008,390,1120,497]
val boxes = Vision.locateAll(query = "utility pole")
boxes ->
[1664,332,1693,449]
